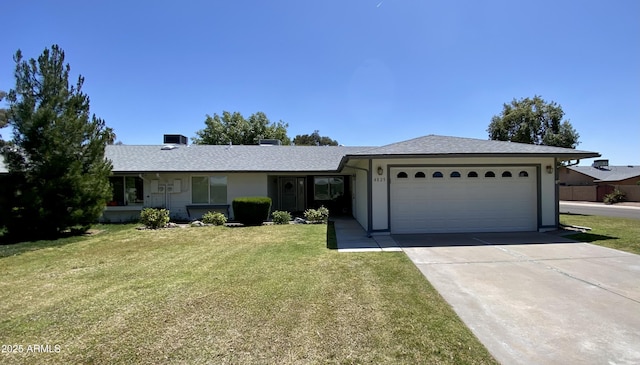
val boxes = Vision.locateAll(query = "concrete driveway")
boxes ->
[398,232,640,365]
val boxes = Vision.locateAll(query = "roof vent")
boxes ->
[161,145,178,150]
[592,159,609,169]
[163,134,188,145]
[258,139,282,146]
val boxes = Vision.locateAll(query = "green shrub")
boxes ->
[201,211,227,226]
[304,206,329,223]
[232,197,272,226]
[604,188,626,205]
[140,208,170,229]
[271,210,292,225]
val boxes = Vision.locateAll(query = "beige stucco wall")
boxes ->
[539,159,557,227]
[614,185,640,202]
[558,185,639,202]
[104,172,269,221]
[559,186,597,201]
[344,159,370,231]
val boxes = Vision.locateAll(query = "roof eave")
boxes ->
[343,152,601,160]
[111,169,343,174]
[594,175,640,183]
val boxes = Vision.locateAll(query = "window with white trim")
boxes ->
[314,177,344,200]
[192,176,227,204]
[108,176,144,206]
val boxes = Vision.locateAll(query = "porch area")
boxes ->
[268,175,353,216]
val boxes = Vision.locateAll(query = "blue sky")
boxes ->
[2,0,639,165]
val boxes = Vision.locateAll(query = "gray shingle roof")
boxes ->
[568,165,640,182]
[348,135,600,159]
[1,135,602,174]
[106,144,370,172]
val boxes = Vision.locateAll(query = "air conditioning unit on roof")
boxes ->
[592,159,609,169]
[163,134,188,145]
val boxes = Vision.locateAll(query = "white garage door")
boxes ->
[390,167,537,233]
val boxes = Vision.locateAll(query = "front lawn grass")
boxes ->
[0,224,497,364]
[560,214,640,255]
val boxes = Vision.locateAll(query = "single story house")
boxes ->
[558,160,640,201]
[99,134,599,234]
[0,134,600,234]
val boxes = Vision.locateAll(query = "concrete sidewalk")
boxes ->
[331,217,401,252]
[560,201,640,219]
[561,200,640,209]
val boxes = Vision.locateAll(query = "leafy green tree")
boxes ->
[0,45,113,238]
[487,95,579,148]
[193,111,290,145]
[293,130,339,146]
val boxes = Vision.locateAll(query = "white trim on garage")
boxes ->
[389,166,538,233]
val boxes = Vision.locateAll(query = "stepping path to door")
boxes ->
[332,217,401,252]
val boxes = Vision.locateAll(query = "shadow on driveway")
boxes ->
[393,231,578,248]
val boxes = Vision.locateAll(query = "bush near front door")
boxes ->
[232,197,272,225]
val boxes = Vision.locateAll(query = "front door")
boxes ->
[279,177,306,212]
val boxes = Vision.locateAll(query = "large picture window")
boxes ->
[192,176,227,204]
[314,177,344,200]
[108,176,144,206]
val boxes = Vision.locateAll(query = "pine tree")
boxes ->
[1,45,113,238]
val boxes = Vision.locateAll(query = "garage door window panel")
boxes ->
[485,171,496,178]
[502,171,513,177]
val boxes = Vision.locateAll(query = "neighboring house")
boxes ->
[558,160,640,202]
[1,134,600,234]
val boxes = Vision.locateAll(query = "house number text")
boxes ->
[373,177,386,182]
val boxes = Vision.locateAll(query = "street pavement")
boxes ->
[560,201,640,219]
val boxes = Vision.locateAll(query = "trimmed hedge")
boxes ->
[232,197,272,226]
